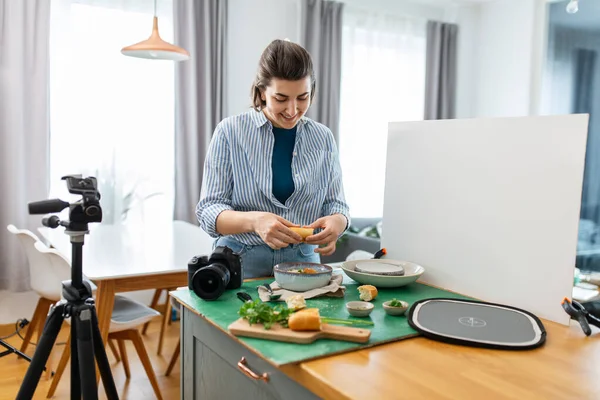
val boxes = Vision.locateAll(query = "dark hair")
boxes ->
[251,39,316,111]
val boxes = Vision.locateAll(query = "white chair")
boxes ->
[36,241,164,400]
[6,224,75,379]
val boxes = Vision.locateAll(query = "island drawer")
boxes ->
[180,307,321,400]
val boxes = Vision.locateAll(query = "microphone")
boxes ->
[28,199,70,215]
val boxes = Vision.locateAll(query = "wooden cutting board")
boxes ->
[228,318,371,344]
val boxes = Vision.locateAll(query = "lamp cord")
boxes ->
[154,0,157,17]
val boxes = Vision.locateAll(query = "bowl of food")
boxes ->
[346,301,374,317]
[273,262,332,292]
[382,299,409,316]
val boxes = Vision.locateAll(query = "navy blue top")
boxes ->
[271,126,297,204]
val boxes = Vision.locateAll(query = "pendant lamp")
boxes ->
[121,0,190,61]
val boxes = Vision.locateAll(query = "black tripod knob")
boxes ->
[42,215,61,228]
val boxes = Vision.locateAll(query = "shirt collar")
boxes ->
[251,109,312,129]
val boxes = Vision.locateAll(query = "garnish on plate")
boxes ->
[388,298,405,307]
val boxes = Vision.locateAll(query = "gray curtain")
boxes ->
[0,0,51,291]
[300,0,344,143]
[424,20,458,120]
[173,0,227,224]
[573,48,600,227]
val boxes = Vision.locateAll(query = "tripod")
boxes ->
[0,339,33,362]
[16,216,119,400]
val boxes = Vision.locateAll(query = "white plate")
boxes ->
[341,259,425,288]
[355,261,404,276]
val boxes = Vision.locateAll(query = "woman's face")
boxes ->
[261,77,312,129]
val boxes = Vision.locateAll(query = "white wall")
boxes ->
[227,0,301,116]
[453,0,549,119]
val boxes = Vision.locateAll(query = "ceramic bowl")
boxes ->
[341,259,425,288]
[273,262,332,292]
[383,300,409,316]
[346,301,374,317]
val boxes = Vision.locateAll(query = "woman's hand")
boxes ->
[305,214,347,256]
[252,212,303,250]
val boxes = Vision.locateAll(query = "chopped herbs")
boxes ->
[238,299,294,329]
[388,299,405,307]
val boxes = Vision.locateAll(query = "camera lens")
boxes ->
[191,262,231,301]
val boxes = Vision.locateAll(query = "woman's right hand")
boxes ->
[252,212,303,249]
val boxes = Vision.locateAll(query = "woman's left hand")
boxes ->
[305,214,348,256]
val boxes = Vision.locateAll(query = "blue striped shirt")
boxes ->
[196,109,350,246]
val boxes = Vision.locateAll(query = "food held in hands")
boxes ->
[290,226,314,241]
[289,308,321,331]
[358,285,378,302]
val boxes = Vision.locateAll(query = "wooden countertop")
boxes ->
[281,318,600,400]
[173,273,600,399]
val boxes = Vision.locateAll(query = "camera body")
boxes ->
[188,246,243,301]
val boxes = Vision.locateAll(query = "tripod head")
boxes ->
[28,175,102,292]
[29,175,102,233]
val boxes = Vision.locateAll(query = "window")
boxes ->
[49,0,175,226]
[543,3,600,273]
[339,9,426,218]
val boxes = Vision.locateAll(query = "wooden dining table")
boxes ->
[38,219,215,347]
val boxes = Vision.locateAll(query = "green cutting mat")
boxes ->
[171,272,470,365]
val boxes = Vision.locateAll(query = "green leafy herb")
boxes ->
[321,317,374,327]
[238,299,294,330]
[388,299,405,307]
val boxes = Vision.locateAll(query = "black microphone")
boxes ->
[28,199,70,215]
[42,216,61,228]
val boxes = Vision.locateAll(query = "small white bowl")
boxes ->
[346,301,374,317]
[383,300,409,316]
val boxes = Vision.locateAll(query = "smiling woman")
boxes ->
[196,39,351,279]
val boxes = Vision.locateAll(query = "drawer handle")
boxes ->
[237,357,269,382]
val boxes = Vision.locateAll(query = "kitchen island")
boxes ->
[172,277,600,400]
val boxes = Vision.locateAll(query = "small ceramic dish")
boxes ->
[346,301,374,317]
[383,300,409,316]
[273,262,332,292]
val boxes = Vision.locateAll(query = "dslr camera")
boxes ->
[188,246,243,301]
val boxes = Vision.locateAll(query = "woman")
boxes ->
[196,39,350,279]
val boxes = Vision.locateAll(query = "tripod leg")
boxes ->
[70,317,81,400]
[90,305,119,400]
[16,303,65,400]
[74,308,99,400]
[0,339,34,361]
